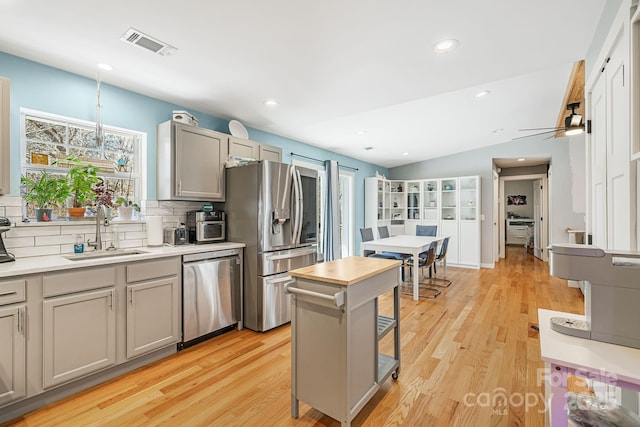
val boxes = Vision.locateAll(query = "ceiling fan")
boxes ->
[516,102,585,139]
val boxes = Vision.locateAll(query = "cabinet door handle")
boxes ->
[177,180,182,195]
[129,288,134,306]
[17,307,21,333]
[109,291,114,310]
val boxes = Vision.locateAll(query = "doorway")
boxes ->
[493,159,550,263]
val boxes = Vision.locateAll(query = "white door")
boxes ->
[606,36,632,250]
[591,71,607,248]
[533,179,545,260]
[493,169,499,263]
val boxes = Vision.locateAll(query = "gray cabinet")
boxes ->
[0,77,9,194]
[0,305,26,406]
[125,258,181,359]
[42,288,116,388]
[157,121,228,201]
[228,135,282,162]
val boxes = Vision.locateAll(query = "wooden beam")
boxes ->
[555,60,585,137]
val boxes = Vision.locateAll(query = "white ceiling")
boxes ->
[0,0,605,168]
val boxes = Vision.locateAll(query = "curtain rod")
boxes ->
[290,152,359,171]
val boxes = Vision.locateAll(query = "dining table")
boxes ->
[360,234,447,301]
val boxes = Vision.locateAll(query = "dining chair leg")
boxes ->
[424,261,451,288]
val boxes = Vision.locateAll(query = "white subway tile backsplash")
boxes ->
[119,239,143,249]
[2,199,202,258]
[5,226,61,238]
[36,234,79,246]
[4,206,23,217]
[0,196,23,207]
[3,237,35,248]
[11,246,61,258]
[124,231,146,240]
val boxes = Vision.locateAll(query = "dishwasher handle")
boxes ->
[284,282,345,308]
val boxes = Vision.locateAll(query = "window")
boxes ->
[293,159,355,258]
[20,109,145,219]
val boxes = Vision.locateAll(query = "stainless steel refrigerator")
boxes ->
[226,160,319,332]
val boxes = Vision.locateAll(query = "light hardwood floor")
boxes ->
[2,246,584,426]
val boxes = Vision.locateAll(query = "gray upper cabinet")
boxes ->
[228,135,282,162]
[0,77,10,195]
[157,121,228,201]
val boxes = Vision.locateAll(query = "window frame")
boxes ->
[19,108,147,219]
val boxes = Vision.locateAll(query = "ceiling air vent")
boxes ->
[120,28,177,56]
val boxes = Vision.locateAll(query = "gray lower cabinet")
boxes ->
[0,305,26,405]
[126,277,180,359]
[42,288,117,388]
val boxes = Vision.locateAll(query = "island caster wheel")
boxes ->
[392,371,398,380]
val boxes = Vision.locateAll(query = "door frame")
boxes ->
[498,173,549,260]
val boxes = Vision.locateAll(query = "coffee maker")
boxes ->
[549,243,640,349]
[0,217,15,263]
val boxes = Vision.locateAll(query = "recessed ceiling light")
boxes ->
[517,158,526,162]
[402,152,409,156]
[492,128,504,133]
[363,146,373,151]
[263,99,279,108]
[475,90,490,98]
[433,39,459,54]
[97,63,113,71]
[357,130,367,136]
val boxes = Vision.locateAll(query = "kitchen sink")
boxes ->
[64,249,148,261]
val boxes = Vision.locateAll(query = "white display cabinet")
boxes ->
[366,176,480,268]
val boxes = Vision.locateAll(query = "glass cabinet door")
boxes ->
[441,178,457,221]
[459,177,477,220]
[389,180,405,221]
[406,181,420,220]
[422,179,438,221]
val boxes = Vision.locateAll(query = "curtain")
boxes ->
[322,160,340,261]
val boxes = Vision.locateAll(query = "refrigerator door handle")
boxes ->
[291,167,301,245]
[295,168,304,245]
[266,247,316,261]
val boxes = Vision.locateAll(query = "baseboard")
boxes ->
[481,262,495,269]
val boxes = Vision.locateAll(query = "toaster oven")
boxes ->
[186,211,225,243]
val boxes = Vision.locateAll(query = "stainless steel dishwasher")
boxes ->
[180,248,242,349]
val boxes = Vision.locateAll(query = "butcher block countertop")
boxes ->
[289,256,401,286]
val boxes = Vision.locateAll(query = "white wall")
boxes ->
[389,135,586,266]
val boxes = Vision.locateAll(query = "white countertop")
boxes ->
[0,242,245,278]
[538,309,640,386]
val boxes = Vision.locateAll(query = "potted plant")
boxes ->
[20,171,69,221]
[114,196,140,220]
[65,158,100,217]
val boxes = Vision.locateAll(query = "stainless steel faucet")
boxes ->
[87,205,109,251]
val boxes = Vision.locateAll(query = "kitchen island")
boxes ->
[287,256,401,427]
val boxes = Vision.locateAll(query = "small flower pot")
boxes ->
[68,207,86,218]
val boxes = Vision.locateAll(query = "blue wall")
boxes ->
[1,51,387,247]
